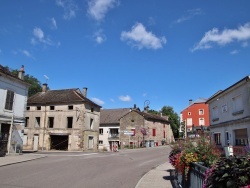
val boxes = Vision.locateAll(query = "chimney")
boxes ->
[133,104,137,109]
[18,65,25,80]
[42,83,48,92]
[189,99,193,105]
[82,87,88,97]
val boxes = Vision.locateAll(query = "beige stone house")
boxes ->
[23,85,101,151]
[119,109,174,148]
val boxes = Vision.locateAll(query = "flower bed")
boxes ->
[169,137,250,188]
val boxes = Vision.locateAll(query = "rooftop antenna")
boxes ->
[44,75,49,84]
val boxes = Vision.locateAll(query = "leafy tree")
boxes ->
[148,109,159,115]
[161,106,180,138]
[5,66,43,97]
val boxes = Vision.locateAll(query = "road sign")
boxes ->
[123,130,134,135]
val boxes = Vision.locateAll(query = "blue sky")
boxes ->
[1,0,250,114]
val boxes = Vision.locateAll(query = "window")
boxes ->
[48,117,54,128]
[25,117,29,127]
[35,117,40,127]
[37,106,41,110]
[222,104,228,113]
[187,118,193,126]
[5,90,14,111]
[232,94,243,115]
[188,112,191,116]
[214,133,221,145]
[90,118,93,129]
[91,107,94,112]
[152,129,156,136]
[99,128,103,135]
[199,109,204,115]
[99,140,103,145]
[199,118,205,126]
[163,131,165,138]
[212,106,219,121]
[26,106,30,110]
[68,105,73,110]
[67,117,73,128]
[50,106,55,110]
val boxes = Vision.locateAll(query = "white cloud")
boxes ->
[110,98,115,102]
[91,97,105,105]
[175,8,202,24]
[87,0,118,21]
[51,17,57,29]
[93,29,106,44]
[33,27,44,41]
[19,49,35,59]
[230,50,239,55]
[119,95,132,102]
[56,0,78,20]
[31,27,59,46]
[121,23,167,50]
[192,22,250,51]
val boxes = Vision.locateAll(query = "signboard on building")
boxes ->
[123,130,134,135]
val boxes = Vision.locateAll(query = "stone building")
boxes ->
[23,85,101,151]
[119,109,174,148]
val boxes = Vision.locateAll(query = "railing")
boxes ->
[175,162,208,188]
[108,134,119,139]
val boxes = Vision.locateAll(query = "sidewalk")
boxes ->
[0,154,46,167]
[136,161,176,188]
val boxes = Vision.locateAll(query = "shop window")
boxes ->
[214,133,221,145]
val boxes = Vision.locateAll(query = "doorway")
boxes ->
[50,135,68,150]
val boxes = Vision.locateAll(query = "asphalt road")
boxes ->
[0,146,171,188]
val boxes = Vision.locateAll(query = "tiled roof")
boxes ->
[133,110,170,123]
[100,108,131,124]
[28,88,101,107]
[0,64,28,85]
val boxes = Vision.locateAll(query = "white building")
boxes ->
[206,76,250,155]
[99,108,131,151]
[0,65,29,155]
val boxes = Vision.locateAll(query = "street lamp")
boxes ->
[144,100,150,112]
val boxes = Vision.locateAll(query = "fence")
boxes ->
[175,162,208,188]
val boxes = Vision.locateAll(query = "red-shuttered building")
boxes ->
[180,98,210,137]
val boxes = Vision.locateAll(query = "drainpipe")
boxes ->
[7,114,14,155]
[42,104,47,151]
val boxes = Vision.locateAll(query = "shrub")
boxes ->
[169,136,220,178]
[203,156,250,188]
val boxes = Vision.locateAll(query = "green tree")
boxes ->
[5,66,43,97]
[161,106,180,138]
[147,109,159,115]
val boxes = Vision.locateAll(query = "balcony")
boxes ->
[108,134,119,140]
